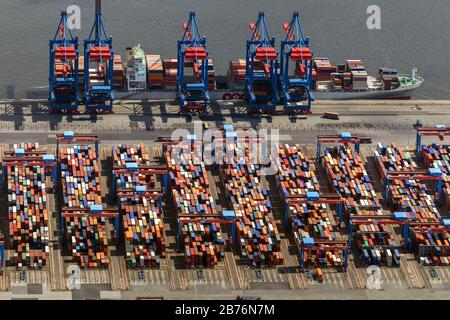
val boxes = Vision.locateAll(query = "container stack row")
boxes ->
[207,59,216,90]
[55,60,72,78]
[146,55,164,89]
[276,144,343,268]
[324,145,400,266]
[221,141,283,268]
[7,143,49,269]
[166,147,224,268]
[183,59,216,91]
[78,56,84,90]
[314,58,336,82]
[60,145,109,268]
[87,63,107,89]
[252,60,271,97]
[113,55,125,90]
[413,229,450,266]
[378,68,400,90]
[345,59,368,91]
[163,59,177,89]
[375,143,441,223]
[375,143,449,265]
[228,59,246,90]
[324,146,381,212]
[355,224,400,267]
[420,144,450,208]
[113,144,166,268]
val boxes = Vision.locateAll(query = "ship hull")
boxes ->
[114,82,419,101]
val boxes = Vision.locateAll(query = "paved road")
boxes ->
[0,100,446,145]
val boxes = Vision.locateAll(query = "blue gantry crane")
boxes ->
[279,12,314,113]
[83,0,114,113]
[349,215,406,266]
[383,169,444,207]
[284,192,345,226]
[177,12,210,114]
[245,12,279,113]
[316,132,372,160]
[415,125,450,158]
[56,131,100,159]
[111,162,169,200]
[2,150,58,192]
[49,11,79,113]
[61,207,119,245]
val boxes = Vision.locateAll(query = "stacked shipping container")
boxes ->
[413,229,449,266]
[7,143,49,268]
[276,144,343,268]
[314,58,336,82]
[375,143,440,222]
[78,56,85,90]
[345,60,368,91]
[221,141,283,267]
[228,59,246,90]
[324,146,381,210]
[87,63,107,90]
[60,145,109,268]
[376,143,449,265]
[378,68,400,90]
[324,145,400,266]
[113,144,166,268]
[252,60,272,98]
[113,55,124,89]
[146,55,164,89]
[166,145,224,267]
[207,59,216,90]
[182,59,215,91]
[163,59,178,89]
[421,144,450,208]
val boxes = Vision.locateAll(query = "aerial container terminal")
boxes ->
[0,0,448,300]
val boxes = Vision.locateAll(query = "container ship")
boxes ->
[48,2,423,114]
[113,57,423,101]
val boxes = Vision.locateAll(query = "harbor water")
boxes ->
[0,0,449,99]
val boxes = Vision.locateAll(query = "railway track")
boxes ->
[224,252,249,290]
[166,253,190,290]
[47,190,66,291]
[128,268,168,285]
[118,256,131,290]
[346,258,364,289]
[165,255,176,290]
[280,239,307,289]
[10,269,50,285]
[80,269,110,284]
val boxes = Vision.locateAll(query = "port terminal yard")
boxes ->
[0,99,447,299]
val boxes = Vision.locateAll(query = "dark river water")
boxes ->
[0,0,449,99]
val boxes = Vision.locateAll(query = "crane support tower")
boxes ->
[245,12,279,113]
[49,11,79,113]
[280,12,314,113]
[83,0,114,113]
[177,12,210,114]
